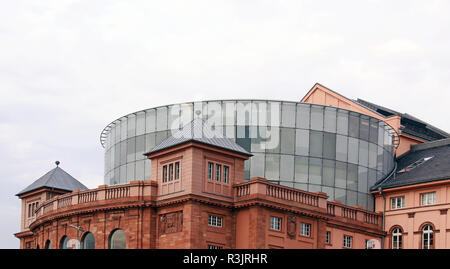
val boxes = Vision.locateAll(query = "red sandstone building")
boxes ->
[15,84,450,249]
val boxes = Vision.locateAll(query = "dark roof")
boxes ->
[372,139,450,190]
[356,99,449,141]
[144,118,252,157]
[16,166,88,196]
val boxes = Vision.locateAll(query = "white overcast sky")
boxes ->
[1,0,449,248]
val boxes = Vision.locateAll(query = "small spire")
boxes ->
[55,161,60,167]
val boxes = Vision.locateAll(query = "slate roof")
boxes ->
[144,118,252,157]
[371,139,450,191]
[16,166,88,196]
[356,99,449,141]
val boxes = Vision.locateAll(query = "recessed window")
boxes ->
[208,215,223,228]
[421,192,436,206]
[223,166,229,183]
[391,197,405,210]
[392,228,402,249]
[270,216,282,231]
[175,162,180,180]
[422,225,434,249]
[365,240,376,249]
[169,163,174,181]
[163,165,168,183]
[300,223,311,237]
[325,231,331,245]
[215,164,222,182]
[60,236,69,249]
[208,162,214,180]
[208,244,223,249]
[81,232,95,249]
[343,235,353,248]
[109,229,126,249]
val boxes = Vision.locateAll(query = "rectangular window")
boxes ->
[175,162,180,180]
[223,166,229,183]
[366,240,375,249]
[215,164,221,182]
[343,235,353,248]
[300,223,311,237]
[169,163,174,181]
[208,215,223,227]
[208,162,213,180]
[163,165,168,183]
[391,196,405,210]
[421,192,436,206]
[208,245,223,249]
[270,216,282,231]
[326,231,331,245]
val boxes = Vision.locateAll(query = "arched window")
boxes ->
[45,240,52,249]
[81,232,95,249]
[392,228,402,249]
[109,229,126,249]
[422,225,434,249]
[60,236,69,249]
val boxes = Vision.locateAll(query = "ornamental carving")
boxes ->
[287,214,297,239]
[159,211,183,235]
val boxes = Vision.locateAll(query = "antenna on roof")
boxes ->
[55,161,60,167]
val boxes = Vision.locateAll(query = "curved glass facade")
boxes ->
[102,100,396,210]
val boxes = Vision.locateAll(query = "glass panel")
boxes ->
[348,113,359,138]
[135,160,145,181]
[237,101,252,125]
[377,145,384,172]
[281,103,296,128]
[145,133,156,152]
[223,101,236,125]
[368,169,377,192]
[369,143,377,169]
[369,118,378,144]
[207,101,222,126]
[309,130,323,158]
[145,109,156,133]
[126,162,135,182]
[109,229,126,249]
[250,153,265,178]
[110,146,115,173]
[280,128,295,154]
[294,156,308,183]
[296,104,310,129]
[127,137,136,163]
[156,107,168,131]
[359,116,369,141]
[335,161,347,188]
[135,135,145,160]
[120,118,127,142]
[335,188,346,204]
[378,122,385,146]
[114,145,120,168]
[310,106,324,131]
[266,101,280,127]
[120,165,126,184]
[280,155,295,181]
[358,166,368,193]
[346,190,357,206]
[336,135,348,162]
[309,157,322,185]
[359,140,369,167]
[348,137,359,164]
[155,131,168,146]
[337,110,348,135]
[323,133,336,159]
[265,154,280,180]
[322,186,335,201]
[324,107,337,133]
[323,159,335,187]
[180,103,194,127]
[120,141,127,165]
[127,114,136,138]
[308,184,321,193]
[264,127,280,153]
[168,104,181,130]
[136,112,145,136]
[145,159,152,180]
[114,124,120,143]
[295,129,309,156]
[251,127,265,153]
[347,164,358,191]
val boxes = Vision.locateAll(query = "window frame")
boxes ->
[422,225,434,249]
[208,214,223,228]
[269,216,282,232]
[223,166,229,183]
[421,192,436,206]
[391,228,402,249]
[390,196,405,210]
[343,235,353,248]
[300,222,311,237]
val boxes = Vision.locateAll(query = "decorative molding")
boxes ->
[287,214,297,239]
[408,212,415,218]
[159,211,183,235]
[440,209,448,215]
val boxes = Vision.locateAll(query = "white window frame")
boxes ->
[421,192,436,206]
[422,225,434,249]
[392,228,402,249]
[391,196,405,210]
[208,215,223,228]
[300,222,311,237]
[325,231,331,245]
[343,235,353,248]
[270,216,282,231]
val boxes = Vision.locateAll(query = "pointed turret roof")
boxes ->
[16,163,88,196]
[144,118,252,157]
